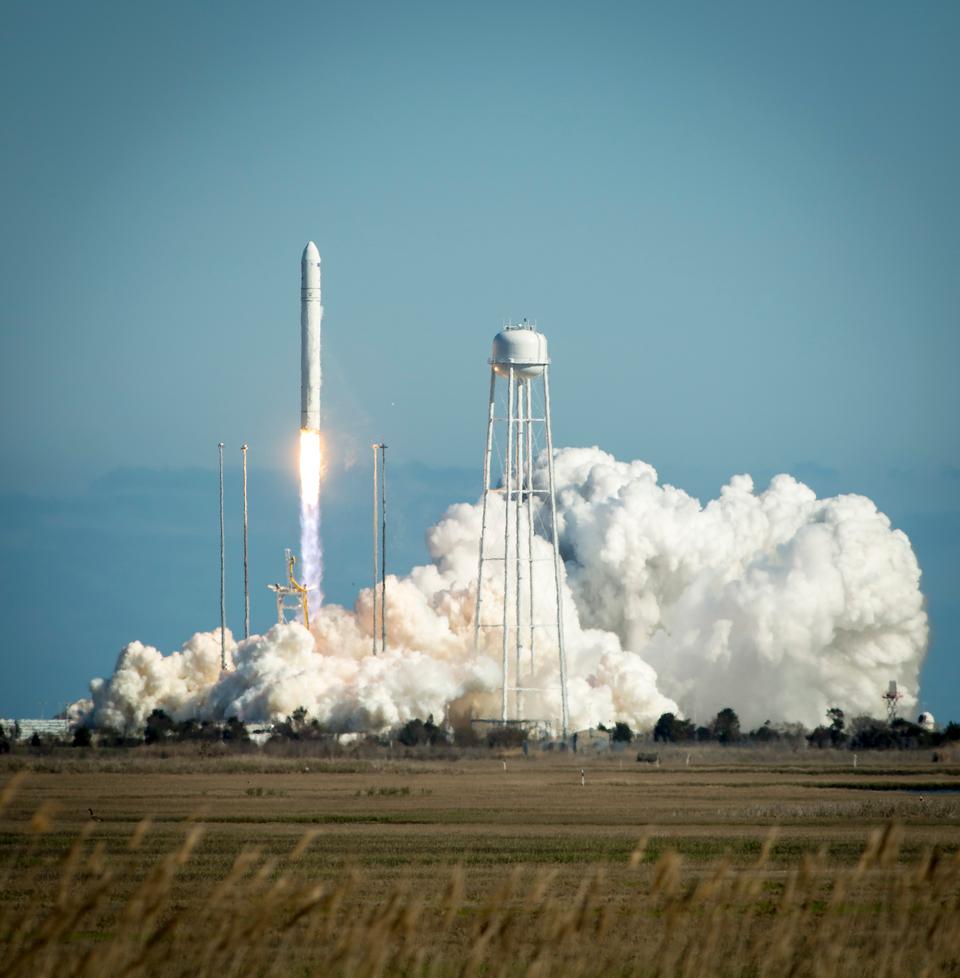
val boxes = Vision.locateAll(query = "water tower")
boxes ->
[473,323,570,736]
[882,680,903,723]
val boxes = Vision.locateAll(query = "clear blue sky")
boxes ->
[1,1,957,721]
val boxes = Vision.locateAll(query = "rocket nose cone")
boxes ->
[301,241,321,291]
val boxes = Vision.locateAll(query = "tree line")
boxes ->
[651,707,960,751]
[3,706,958,753]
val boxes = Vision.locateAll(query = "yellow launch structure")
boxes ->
[267,548,314,629]
[287,552,311,629]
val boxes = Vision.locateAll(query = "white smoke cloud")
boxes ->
[545,448,928,728]
[73,447,928,733]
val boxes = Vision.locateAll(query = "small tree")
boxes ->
[653,713,676,743]
[222,717,250,743]
[272,707,312,741]
[750,720,781,743]
[397,718,427,746]
[673,718,696,742]
[144,709,175,745]
[174,718,202,741]
[653,713,695,743]
[850,719,897,750]
[711,708,741,744]
[72,725,93,748]
[611,722,634,744]
[806,725,832,749]
[423,714,448,745]
[827,708,848,746]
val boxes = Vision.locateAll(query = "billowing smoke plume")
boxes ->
[545,449,927,728]
[72,447,927,732]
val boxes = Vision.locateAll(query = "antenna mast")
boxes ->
[241,442,250,640]
[218,441,227,670]
[380,443,388,653]
[372,443,380,654]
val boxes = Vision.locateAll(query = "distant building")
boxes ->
[572,728,611,753]
[470,718,554,741]
[0,719,73,741]
[242,723,275,746]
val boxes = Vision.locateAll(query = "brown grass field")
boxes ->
[1,747,959,976]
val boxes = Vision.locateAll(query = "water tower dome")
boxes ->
[490,324,548,379]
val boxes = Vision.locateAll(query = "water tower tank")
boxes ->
[491,325,548,378]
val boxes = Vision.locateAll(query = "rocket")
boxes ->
[300,241,322,431]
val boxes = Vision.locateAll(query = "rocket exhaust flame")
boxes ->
[299,429,322,507]
[299,428,324,613]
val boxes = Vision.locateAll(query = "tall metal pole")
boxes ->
[501,369,514,723]
[380,443,387,654]
[515,382,524,720]
[241,443,250,641]
[474,369,497,650]
[218,441,226,671]
[372,443,379,655]
[543,369,570,737]
[525,378,536,677]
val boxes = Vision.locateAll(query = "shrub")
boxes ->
[270,707,329,742]
[750,721,781,743]
[397,715,448,747]
[848,717,933,750]
[72,726,93,748]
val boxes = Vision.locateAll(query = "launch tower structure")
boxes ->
[474,324,570,737]
[883,680,903,723]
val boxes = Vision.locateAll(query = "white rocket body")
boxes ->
[300,241,322,431]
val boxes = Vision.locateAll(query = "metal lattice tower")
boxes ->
[474,323,570,737]
[883,679,903,723]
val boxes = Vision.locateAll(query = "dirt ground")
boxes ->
[2,749,958,891]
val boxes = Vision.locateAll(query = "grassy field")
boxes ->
[1,747,959,976]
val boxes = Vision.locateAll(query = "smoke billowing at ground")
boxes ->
[72,447,928,733]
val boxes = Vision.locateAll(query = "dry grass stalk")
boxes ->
[1,810,958,978]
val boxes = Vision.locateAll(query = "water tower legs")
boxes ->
[474,346,570,737]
